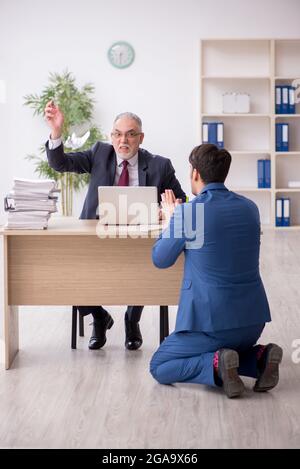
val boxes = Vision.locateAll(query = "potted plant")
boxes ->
[24,70,105,216]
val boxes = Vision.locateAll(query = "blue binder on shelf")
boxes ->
[276,197,291,226]
[257,159,265,188]
[281,123,289,151]
[202,123,208,143]
[202,122,224,149]
[282,198,291,226]
[281,86,289,114]
[275,86,282,114]
[257,159,271,188]
[217,122,224,149]
[264,159,271,188]
[276,123,289,152]
[288,86,296,114]
[202,122,216,144]
[276,123,281,151]
[276,198,283,226]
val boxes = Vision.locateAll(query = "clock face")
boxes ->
[108,41,135,69]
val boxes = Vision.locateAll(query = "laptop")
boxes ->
[98,186,159,225]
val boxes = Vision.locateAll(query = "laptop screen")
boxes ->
[98,186,159,225]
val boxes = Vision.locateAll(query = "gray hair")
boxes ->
[113,112,142,130]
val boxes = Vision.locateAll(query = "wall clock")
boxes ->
[107,41,135,69]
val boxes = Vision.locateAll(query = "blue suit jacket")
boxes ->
[152,183,271,332]
[46,141,186,219]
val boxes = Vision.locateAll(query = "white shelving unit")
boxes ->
[200,39,300,228]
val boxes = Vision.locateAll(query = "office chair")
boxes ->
[71,305,169,349]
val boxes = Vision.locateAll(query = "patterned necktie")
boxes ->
[118,160,129,186]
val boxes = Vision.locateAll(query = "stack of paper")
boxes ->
[4,178,60,229]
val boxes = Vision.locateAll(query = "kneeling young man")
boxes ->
[150,144,282,398]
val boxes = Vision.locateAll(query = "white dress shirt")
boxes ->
[48,136,139,186]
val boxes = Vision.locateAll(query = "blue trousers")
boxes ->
[150,324,265,387]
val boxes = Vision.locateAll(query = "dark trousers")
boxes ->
[150,324,265,387]
[77,305,144,322]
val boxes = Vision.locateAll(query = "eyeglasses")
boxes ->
[111,131,142,139]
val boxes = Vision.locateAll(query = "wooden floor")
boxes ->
[0,230,300,449]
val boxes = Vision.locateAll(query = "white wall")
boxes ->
[1,0,300,219]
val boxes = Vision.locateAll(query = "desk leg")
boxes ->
[159,306,169,344]
[3,237,19,369]
[4,305,19,370]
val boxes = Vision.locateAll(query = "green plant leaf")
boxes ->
[24,70,105,214]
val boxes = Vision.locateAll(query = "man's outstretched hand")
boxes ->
[44,100,64,139]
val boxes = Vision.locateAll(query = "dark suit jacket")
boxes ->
[46,141,186,219]
[152,183,271,332]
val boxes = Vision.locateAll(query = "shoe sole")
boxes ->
[219,349,245,398]
[88,317,114,350]
[253,344,283,392]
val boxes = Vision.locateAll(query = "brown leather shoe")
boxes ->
[217,349,245,398]
[254,343,283,392]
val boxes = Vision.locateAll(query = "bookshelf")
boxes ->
[200,39,300,228]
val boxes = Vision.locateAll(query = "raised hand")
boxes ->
[44,100,64,139]
[160,189,182,225]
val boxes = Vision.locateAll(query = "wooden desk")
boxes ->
[0,217,183,369]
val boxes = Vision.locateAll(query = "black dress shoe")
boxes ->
[88,313,114,350]
[125,318,143,350]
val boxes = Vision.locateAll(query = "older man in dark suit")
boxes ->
[44,101,186,351]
